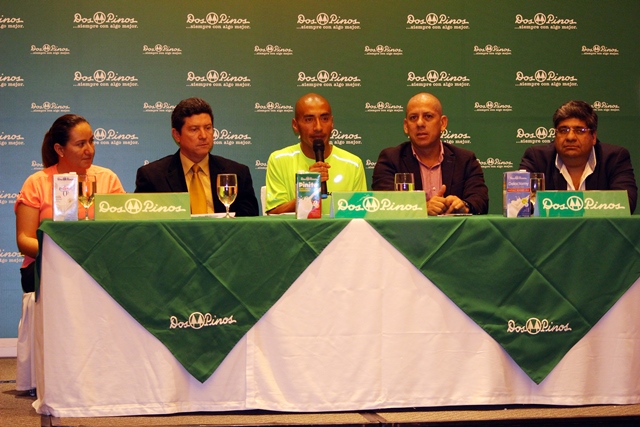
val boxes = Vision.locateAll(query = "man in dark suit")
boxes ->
[372,92,489,215]
[135,97,259,216]
[519,100,637,214]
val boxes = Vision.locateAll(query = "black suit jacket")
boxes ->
[372,141,489,214]
[519,141,637,214]
[135,150,259,216]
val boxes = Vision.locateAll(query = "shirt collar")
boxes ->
[555,147,596,190]
[411,141,444,168]
[180,153,210,177]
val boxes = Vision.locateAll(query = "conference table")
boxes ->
[33,216,640,417]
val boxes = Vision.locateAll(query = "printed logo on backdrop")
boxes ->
[516,127,555,144]
[407,13,470,30]
[214,128,252,146]
[143,44,182,55]
[514,13,577,30]
[187,70,251,88]
[254,102,294,113]
[143,101,175,113]
[364,45,403,56]
[474,101,512,112]
[0,191,19,206]
[31,102,71,113]
[407,70,470,88]
[73,12,138,29]
[0,14,24,29]
[441,129,471,145]
[592,101,620,112]
[365,101,403,113]
[515,70,578,87]
[581,45,619,56]
[297,70,361,88]
[473,44,512,56]
[330,129,362,146]
[31,44,70,55]
[0,248,23,264]
[0,133,25,146]
[186,12,250,30]
[0,74,24,88]
[254,45,293,56]
[296,13,361,30]
[365,159,376,170]
[30,160,44,171]
[93,128,139,146]
[479,157,514,169]
[255,160,267,171]
[74,70,139,87]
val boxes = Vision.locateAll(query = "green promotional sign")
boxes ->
[332,191,427,218]
[95,193,191,220]
[536,191,630,217]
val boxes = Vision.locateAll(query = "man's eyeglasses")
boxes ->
[556,127,591,136]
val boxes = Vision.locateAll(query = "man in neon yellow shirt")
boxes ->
[266,93,367,215]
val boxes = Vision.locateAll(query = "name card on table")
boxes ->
[332,191,427,219]
[535,190,630,217]
[95,193,191,220]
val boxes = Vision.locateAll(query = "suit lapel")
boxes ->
[167,151,188,192]
[441,146,454,195]
[401,143,424,191]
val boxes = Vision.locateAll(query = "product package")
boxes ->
[503,170,530,217]
[296,172,321,219]
[53,173,79,221]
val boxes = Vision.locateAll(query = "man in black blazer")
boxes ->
[372,93,489,215]
[519,100,637,214]
[135,97,259,216]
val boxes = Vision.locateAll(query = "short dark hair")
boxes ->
[552,100,598,131]
[171,97,214,132]
[41,114,89,168]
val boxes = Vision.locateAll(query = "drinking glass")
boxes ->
[78,174,97,220]
[217,174,238,218]
[394,173,415,191]
[529,172,545,216]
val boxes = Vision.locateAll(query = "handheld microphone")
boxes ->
[312,139,328,198]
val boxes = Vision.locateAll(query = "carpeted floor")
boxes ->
[2,357,640,427]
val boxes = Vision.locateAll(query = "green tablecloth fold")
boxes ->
[38,218,349,383]
[368,216,640,384]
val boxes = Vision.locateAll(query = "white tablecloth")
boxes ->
[34,219,640,417]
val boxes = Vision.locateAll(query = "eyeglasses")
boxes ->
[556,127,591,136]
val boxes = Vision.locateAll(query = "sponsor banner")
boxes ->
[95,193,190,220]
[514,13,577,30]
[535,191,630,217]
[516,127,555,145]
[0,132,26,146]
[406,13,470,30]
[185,12,251,30]
[73,11,139,29]
[332,191,427,219]
[296,13,361,30]
[93,128,139,146]
[407,70,470,88]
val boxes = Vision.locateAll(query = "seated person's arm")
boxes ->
[371,149,397,191]
[608,147,638,214]
[266,159,330,214]
[460,157,489,215]
[16,204,40,259]
[134,167,153,193]
[267,199,296,214]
